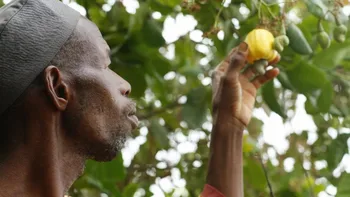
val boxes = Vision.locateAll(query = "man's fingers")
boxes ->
[226,42,249,75]
[225,47,238,63]
[268,53,281,65]
[215,48,237,72]
[242,65,256,79]
[252,68,280,88]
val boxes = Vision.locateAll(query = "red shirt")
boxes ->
[201,184,225,197]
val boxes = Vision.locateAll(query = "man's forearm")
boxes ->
[206,118,244,197]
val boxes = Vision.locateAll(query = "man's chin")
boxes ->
[88,144,122,162]
[91,151,120,162]
[95,137,127,161]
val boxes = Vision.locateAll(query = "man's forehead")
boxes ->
[78,18,110,51]
[74,18,111,67]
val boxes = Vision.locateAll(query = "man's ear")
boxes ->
[43,66,70,111]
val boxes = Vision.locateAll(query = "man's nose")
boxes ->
[119,78,131,97]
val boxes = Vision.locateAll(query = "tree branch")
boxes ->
[256,152,275,197]
[299,155,315,197]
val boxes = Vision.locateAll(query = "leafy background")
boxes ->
[2,0,350,196]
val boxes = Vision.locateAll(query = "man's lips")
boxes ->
[127,107,139,129]
[128,114,139,129]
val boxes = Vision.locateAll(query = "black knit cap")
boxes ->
[0,0,80,115]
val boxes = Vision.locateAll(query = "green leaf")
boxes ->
[178,66,203,77]
[157,0,182,7]
[181,87,209,129]
[247,117,263,139]
[245,0,258,14]
[149,1,174,15]
[71,175,105,192]
[112,65,147,98]
[317,80,334,112]
[174,36,198,68]
[192,3,217,32]
[244,157,266,190]
[122,183,139,197]
[286,62,328,93]
[262,80,287,118]
[275,189,298,197]
[145,72,168,103]
[329,105,344,116]
[146,51,172,76]
[326,134,349,170]
[128,2,150,34]
[243,135,257,153]
[277,70,295,90]
[88,6,107,26]
[142,19,165,48]
[149,119,169,149]
[305,96,319,114]
[312,41,350,69]
[85,154,126,181]
[336,173,350,197]
[80,188,103,197]
[84,154,126,196]
[334,95,350,117]
[108,2,130,27]
[314,183,327,194]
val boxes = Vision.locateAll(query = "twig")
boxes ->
[300,156,315,197]
[263,0,297,6]
[256,152,275,197]
[211,0,226,30]
[258,0,262,20]
[214,6,224,28]
[261,0,277,20]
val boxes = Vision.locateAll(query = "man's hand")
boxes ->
[211,42,280,126]
[205,42,280,197]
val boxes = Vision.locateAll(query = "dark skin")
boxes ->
[0,18,136,197]
[0,17,279,197]
[207,43,279,196]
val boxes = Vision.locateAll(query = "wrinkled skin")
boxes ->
[211,44,280,126]
[0,18,137,197]
[63,18,138,161]
[207,42,279,197]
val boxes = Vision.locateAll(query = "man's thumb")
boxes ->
[226,42,249,75]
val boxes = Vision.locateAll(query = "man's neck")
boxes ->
[0,113,85,197]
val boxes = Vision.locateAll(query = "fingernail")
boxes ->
[238,42,248,52]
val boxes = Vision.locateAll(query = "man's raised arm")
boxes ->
[201,42,280,197]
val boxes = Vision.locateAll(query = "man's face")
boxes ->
[64,18,138,161]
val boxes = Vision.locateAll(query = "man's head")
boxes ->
[0,0,137,161]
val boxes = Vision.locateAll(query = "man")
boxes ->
[0,0,279,196]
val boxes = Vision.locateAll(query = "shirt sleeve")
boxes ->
[200,184,225,197]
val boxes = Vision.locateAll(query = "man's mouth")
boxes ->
[127,108,139,129]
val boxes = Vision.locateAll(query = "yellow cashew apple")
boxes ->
[244,28,279,64]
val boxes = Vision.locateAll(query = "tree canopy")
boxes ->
[2,0,350,196]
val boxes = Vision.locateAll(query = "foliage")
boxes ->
[7,0,350,196]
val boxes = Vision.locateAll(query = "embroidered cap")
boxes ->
[0,0,80,115]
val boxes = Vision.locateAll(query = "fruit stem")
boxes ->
[281,22,286,35]
[318,19,324,32]
[214,2,224,28]
[253,59,268,75]
[334,13,342,26]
